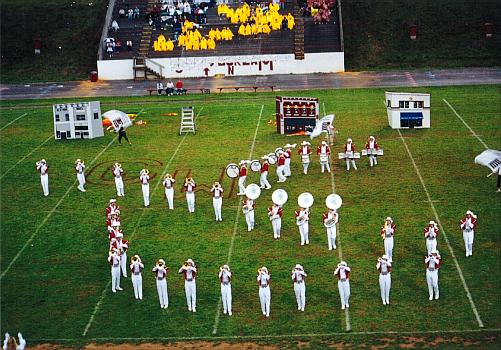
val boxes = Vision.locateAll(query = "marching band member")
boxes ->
[163,173,176,210]
[334,261,351,310]
[108,248,123,293]
[268,202,283,239]
[183,176,196,213]
[380,217,395,262]
[116,232,129,278]
[257,266,271,317]
[259,156,272,189]
[106,199,120,219]
[316,141,331,173]
[218,264,232,316]
[291,264,307,311]
[139,169,150,207]
[460,210,477,257]
[424,221,439,255]
[130,255,144,300]
[75,159,86,192]
[344,138,358,171]
[295,206,310,245]
[152,259,169,308]
[179,259,197,312]
[323,208,338,250]
[376,255,392,305]
[109,237,118,251]
[3,332,26,350]
[242,196,256,231]
[210,181,224,221]
[298,141,312,174]
[237,160,248,195]
[365,136,379,167]
[326,122,336,145]
[108,222,121,240]
[487,163,501,192]
[283,145,292,177]
[424,250,442,300]
[276,151,287,182]
[36,159,49,196]
[112,163,125,197]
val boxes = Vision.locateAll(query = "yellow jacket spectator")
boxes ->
[194,29,202,40]
[238,23,245,36]
[230,13,239,24]
[207,37,216,49]
[192,39,200,50]
[311,7,319,17]
[178,34,186,47]
[200,37,208,50]
[186,38,193,50]
[245,23,251,35]
[251,23,258,35]
[158,34,166,43]
[226,27,234,40]
[215,28,222,40]
[262,24,271,34]
[166,39,174,51]
[208,29,216,40]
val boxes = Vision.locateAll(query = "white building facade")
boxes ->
[53,101,104,140]
[385,92,430,129]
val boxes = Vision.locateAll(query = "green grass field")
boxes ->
[0,86,500,348]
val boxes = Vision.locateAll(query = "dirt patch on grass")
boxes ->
[30,342,279,350]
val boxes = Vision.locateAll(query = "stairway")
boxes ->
[293,5,305,60]
[137,0,156,58]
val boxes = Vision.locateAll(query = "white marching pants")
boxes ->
[298,223,309,245]
[260,172,271,189]
[156,279,168,307]
[186,192,195,213]
[111,265,121,291]
[115,177,124,196]
[221,283,232,314]
[132,273,143,299]
[338,280,350,308]
[302,162,309,174]
[463,230,474,256]
[277,165,286,182]
[40,174,49,196]
[379,273,391,303]
[294,282,306,311]
[426,270,439,299]
[213,197,223,221]
[320,161,331,173]
[120,252,127,277]
[346,158,357,171]
[185,280,197,310]
[238,176,246,194]
[259,286,271,316]
[284,158,291,177]
[272,218,281,239]
[245,210,255,231]
[369,155,378,166]
[77,173,86,191]
[327,226,337,250]
[426,238,437,255]
[142,184,150,207]
[384,236,394,261]
[165,187,174,209]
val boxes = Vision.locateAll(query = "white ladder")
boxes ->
[179,106,196,134]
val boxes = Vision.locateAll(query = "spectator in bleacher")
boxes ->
[126,40,133,51]
[133,6,140,19]
[183,1,191,17]
[128,8,134,20]
[175,79,186,94]
[107,43,114,57]
[119,7,126,18]
[157,81,164,95]
[111,20,119,32]
[166,80,175,96]
[115,40,122,52]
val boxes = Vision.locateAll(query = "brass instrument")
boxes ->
[324,211,337,228]
[296,208,309,226]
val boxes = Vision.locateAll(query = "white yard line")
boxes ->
[82,107,203,337]
[397,129,484,328]
[0,134,53,179]
[442,99,489,150]
[212,104,264,335]
[32,327,501,342]
[0,113,28,131]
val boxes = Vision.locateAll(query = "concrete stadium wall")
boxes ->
[97,52,344,80]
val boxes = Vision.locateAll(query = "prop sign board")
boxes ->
[102,110,133,131]
[275,96,319,134]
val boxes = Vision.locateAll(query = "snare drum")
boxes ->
[319,155,328,163]
[225,163,239,178]
[301,155,310,164]
[250,160,261,172]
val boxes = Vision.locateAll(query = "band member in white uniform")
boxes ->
[424,250,441,300]
[210,181,224,221]
[380,217,395,262]
[424,221,439,255]
[75,159,86,192]
[276,151,286,182]
[106,198,120,219]
[291,264,307,311]
[259,156,272,189]
[130,255,144,300]
[376,255,392,305]
[36,159,49,196]
[316,141,331,173]
[3,332,26,350]
[179,259,197,312]
[488,163,501,192]
[365,136,379,167]
[460,210,477,257]
[152,259,169,308]
[112,163,125,197]
[295,206,310,245]
[284,146,292,177]
[116,232,129,278]
[298,141,312,174]
[243,196,255,231]
[237,160,248,195]
[268,203,283,239]
[183,177,196,213]
[344,138,358,171]
[323,208,338,250]
[257,267,271,317]
[108,248,123,293]
[139,169,150,207]
[218,264,232,316]
[334,261,351,309]
[163,173,175,210]
[326,122,336,145]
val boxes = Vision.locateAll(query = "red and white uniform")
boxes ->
[317,143,331,173]
[139,172,150,207]
[268,204,283,239]
[152,264,169,308]
[184,180,196,213]
[108,252,122,292]
[298,145,312,174]
[75,161,86,192]
[257,269,271,317]
[323,210,338,250]
[210,185,224,221]
[291,266,307,311]
[36,161,49,196]
[130,259,144,299]
[106,203,120,219]
[259,160,271,189]
[424,253,442,300]
[334,263,351,309]
[376,258,392,305]
[460,212,477,257]
[112,165,125,197]
[117,237,129,277]
[219,267,232,315]
[284,148,292,177]
[295,208,309,245]
[365,137,379,167]
[238,165,247,194]
[276,153,286,182]
[243,198,255,231]
[344,140,358,170]
[163,176,175,210]
[179,263,197,312]
[381,219,395,261]
[424,223,439,254]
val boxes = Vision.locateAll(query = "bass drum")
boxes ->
[250,160,262,172]
[267,153,277,165]
[225,163,239,178]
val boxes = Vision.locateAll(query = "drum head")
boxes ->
[268,153,277,165]
[250,160,261,172]
[225,163,239,178]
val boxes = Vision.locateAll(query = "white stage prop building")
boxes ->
[475,149,501,171]
[385,92,430,129]
[53,101,103,140]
